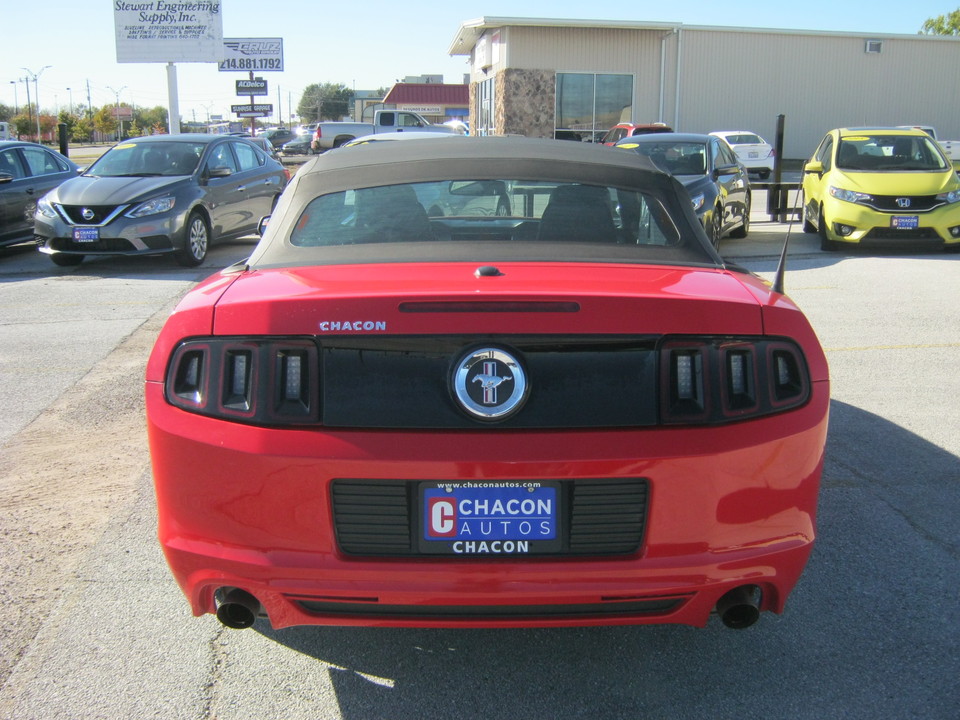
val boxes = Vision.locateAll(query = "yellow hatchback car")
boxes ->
[801,127,960,251]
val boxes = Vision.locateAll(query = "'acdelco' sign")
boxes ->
[236,79,267,96]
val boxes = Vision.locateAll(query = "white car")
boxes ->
[711,131,775,179]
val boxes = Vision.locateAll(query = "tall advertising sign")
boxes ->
[114,2,223,62]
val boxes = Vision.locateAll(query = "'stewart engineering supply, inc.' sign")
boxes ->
[114,1,223,63]
[219,38,284,72]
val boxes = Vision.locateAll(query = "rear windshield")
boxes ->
[725,134,763,145]
[288,179,681,249]
[837,134,949,171]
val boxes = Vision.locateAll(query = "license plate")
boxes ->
[891,216,919,230]
[419,481,561,555]
[72,227,99,243]
[748,151,759,158]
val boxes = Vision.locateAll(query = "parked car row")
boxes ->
[9,134,290,267]
[4,123,959,268]
[3,135,291,266]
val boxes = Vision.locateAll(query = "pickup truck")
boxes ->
[310,110,462,152]
[901,126,960,170]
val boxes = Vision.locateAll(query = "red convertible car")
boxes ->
[146,137,829,631]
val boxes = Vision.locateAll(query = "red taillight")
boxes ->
[660,337,809,424]
[166,338,319,425]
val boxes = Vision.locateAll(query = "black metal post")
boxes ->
[775,114,787,221]
[767,114,788,220]
[58,122,68,156]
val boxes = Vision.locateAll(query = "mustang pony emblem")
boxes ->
[472,363,512,404]
[453,348,528,420]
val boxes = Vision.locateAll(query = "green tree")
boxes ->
[38,114,58,141]
[12,114,34,140]
[72,116,93,143]
[297,83,354,122]
[93,106,117,139]
[0,103,13,122]
[919,9,960,34]
[58,110,79,140]
[134,105,168,134]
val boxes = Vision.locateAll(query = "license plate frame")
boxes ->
[891,215,919,230]
[418,481,563,555]
[72,227,100,243]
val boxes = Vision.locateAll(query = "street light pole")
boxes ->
[21,65,51,142]
[106,85,127,141]
[22,77,33,140]
[8,80,17,115]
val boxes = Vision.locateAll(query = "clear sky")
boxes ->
[3,1,955,126]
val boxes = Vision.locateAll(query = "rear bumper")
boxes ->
[738,157,774,173]
[166,537,814,629]
[147,380,828,629]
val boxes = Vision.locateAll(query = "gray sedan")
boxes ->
[34,134,289,267]
[0,141,79,247]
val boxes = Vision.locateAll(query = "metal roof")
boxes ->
[448,16,960,55]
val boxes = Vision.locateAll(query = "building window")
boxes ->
[476,77,496,136]
[555,73,632,142]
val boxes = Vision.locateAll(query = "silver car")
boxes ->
[35,134,289,267]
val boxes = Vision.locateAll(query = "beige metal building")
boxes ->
[448,17,960,159]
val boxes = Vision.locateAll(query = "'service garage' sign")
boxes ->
[114,1,223,63]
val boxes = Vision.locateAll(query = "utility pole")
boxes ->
[107,85,127,141]
[22,76,33,140]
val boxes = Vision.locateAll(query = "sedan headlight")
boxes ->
[828,186,873,204]
[689,193,705,212]
[36,197,58,219]
[936,188,960,204]
[126,196,176,218]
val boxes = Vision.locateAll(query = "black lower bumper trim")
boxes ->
[294,596,686,620]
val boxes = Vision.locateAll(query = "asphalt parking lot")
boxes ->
[0,192,958,719]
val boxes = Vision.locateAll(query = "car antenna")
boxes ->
[772,225,790,295]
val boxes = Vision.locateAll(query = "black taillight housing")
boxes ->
[659,337,809,424]
[166,338,319,424]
